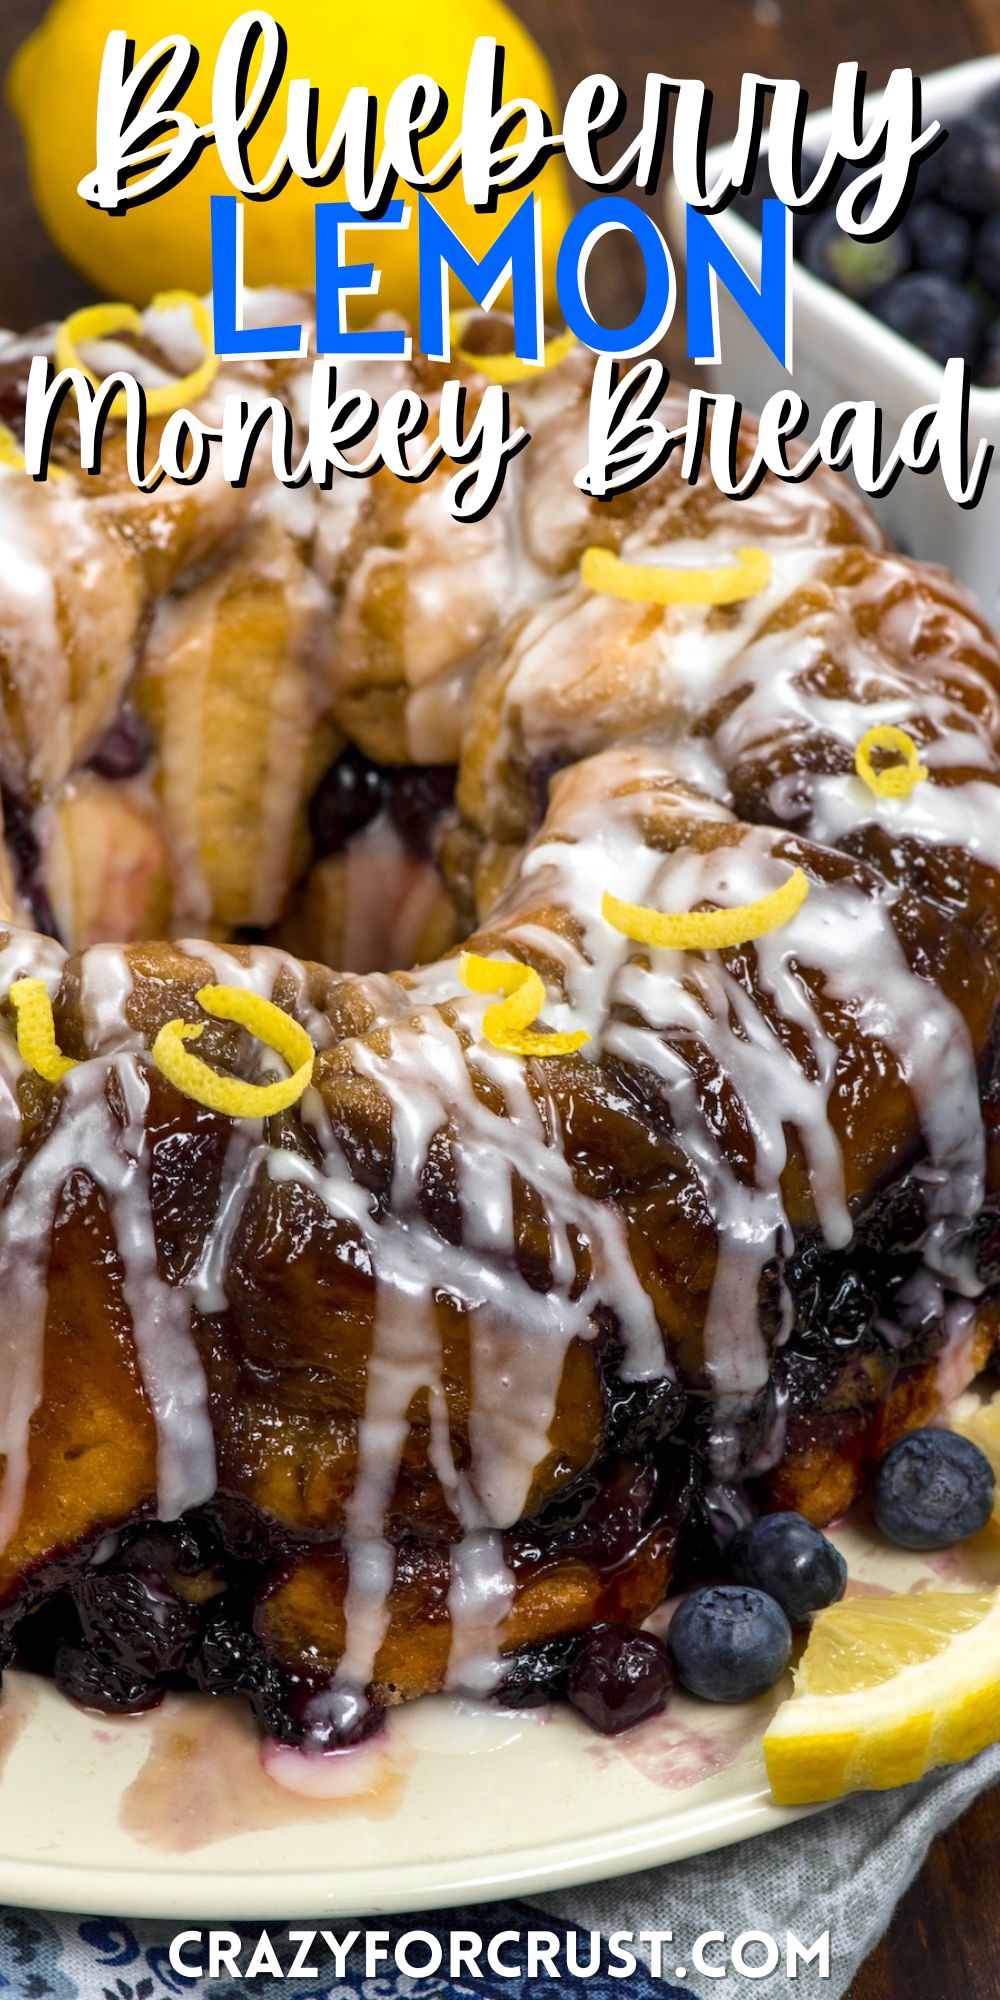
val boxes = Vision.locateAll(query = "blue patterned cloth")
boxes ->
[0,1904,691,2000]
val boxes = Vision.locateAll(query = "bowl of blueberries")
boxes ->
[665,56,1000,620]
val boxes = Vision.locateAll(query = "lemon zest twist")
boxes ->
[0,425,27,472]
[9,977,78,1082]
[152,984,314,1119]
[581,543,772,607]
[0,421,68,481]
[55,292,219,420]
[602,867,810,952]
[854,724,929,801]
[449,311,576,384]
[459,952,590,1057]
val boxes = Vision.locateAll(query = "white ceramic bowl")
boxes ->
[664,56,1000,621]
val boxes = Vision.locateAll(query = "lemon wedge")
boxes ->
[764,1589,1000,1805]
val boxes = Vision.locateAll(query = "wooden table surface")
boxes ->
[1,0,999,1992]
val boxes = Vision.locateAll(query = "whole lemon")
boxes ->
[9,0,570,317]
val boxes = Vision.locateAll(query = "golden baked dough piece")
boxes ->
[0,476,145,799]
[137,525,341,932]
[42,775,173,949]
[456,542,1000,932]
[275,816,460,976]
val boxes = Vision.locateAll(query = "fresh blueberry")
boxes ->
[667,1586,792,1703]
[936,116,1000,214]
[567,1626,674,1734]
[801,210,910,302]
[978,317,1000,387]
[874,1427,995,1551]
[908,200,973,282]
[872,273,986,367]
[913,138,947,200]
[308,746,385,858]
[975,212,1000,300]
[730,1513,847,1628]
[977,82,1000,129]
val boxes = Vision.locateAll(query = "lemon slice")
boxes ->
[764,1589,1000,1805]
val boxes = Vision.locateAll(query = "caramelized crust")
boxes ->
[0,304,995,1738]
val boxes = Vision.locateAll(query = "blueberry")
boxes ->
[936,116,1000,214]
[975,212,1000,300]
[977,82,1000,129]
[72,1568,198,1679]
[913,139,947,200]
[54,1642,164,1714]
[497,1632,582,1709]
[567,1626,674,1734]
[308,746,385,858]
[731,1513,847,1628]
[385,764,455,859]
[874,1428,995,1550]
[802,210,910,302]
[668,1586,792,1703]
[88,703,155,780]
[978,318,1000,387]
[192,1617,268,1697]
[908,201,973,282]
[872,273,986,367]
[262,1674,384,1748]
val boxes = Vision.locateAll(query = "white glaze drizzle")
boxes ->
[0,308,994,1708]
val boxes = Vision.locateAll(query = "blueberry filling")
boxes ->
[308,747,456,863]
[0,1137,989,1743]
[308,745,385,857]
[87,703,155,781]
[1,789,61,942]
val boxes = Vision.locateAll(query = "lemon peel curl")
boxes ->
[459,951,589,1057]
[9,977,77,1082]
[152,984,314,1119]
[581,544,772,606]
[855,724,929,801]
[55,292,218,421]
[0,421,68,481]
[602,867,810,952]
[449,312,576,384]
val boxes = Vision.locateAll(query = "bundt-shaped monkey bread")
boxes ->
[0,295,996,1744]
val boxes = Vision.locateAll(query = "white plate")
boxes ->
[1,1504,998,1921]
